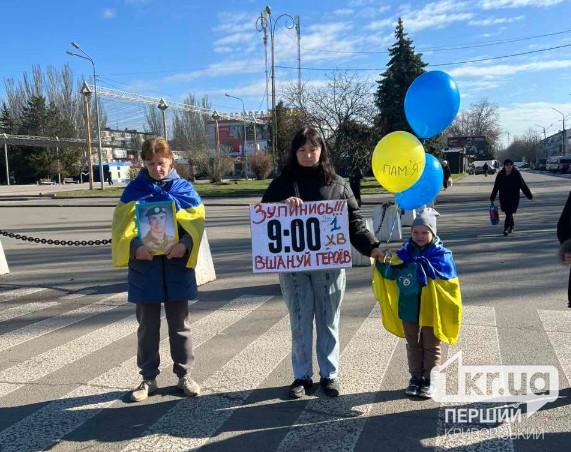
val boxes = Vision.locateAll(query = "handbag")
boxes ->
[489,202,499,225]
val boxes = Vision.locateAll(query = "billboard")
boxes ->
[447,136,487,156]
[207,120,270,161]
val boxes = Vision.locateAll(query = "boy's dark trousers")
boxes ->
[402,322,441,380]
[135,301,195,380]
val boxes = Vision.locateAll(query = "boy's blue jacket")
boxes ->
[111,169,205,303]
[372,238,462,345]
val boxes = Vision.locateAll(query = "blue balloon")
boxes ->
[395,154,443,210]
[405,71,460,139]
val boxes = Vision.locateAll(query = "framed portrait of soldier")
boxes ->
[135,201,178,255]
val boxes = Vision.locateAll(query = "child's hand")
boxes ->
[564,252,571,265]
[166,242,187,260]
[135,246,153,261]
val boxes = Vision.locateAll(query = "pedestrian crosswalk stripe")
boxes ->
[276,303,399,452]
[0,295,272,452]
[538,310,571,384]
[0,291,127,353]
[0,301,58,323]
[434,306,514,451]
[0,287,46,303]
[59,288,98,300]
[121,315,291,451]
[0,311,141,400]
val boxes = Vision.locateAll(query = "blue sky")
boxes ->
[2,0,571,147]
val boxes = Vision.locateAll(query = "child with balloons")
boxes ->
[372,208,462,397]
[370,71,463,398]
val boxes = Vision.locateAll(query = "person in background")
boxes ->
[442,160,452,190]
[556,190,571,309]
[349,166,364,207]
[490,158,533,237]
[482,161,489,177]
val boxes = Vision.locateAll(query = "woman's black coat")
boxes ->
[490,168,532,213]
[262,168,379,257]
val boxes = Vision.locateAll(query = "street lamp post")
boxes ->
[225,93,248,179]
[212,110,221,181]
[81,82,95,190]
[257,6,295,170]
[535,123,553,159]
[67,42,104,189]
[158,98,169,140]
[552,107,571,156]
[2,134,9,187]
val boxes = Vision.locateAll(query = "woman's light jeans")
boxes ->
[279,269,346,380]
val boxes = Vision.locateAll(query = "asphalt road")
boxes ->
[0,171,570,451]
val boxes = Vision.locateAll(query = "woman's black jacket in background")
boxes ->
[490,168,533,213]
[557,191,571,244]
[262,167,380,257]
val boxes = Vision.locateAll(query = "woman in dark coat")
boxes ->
[557,191,571,308]
[262,127,383,399]
[490,159,533,236]
[442,160,451,190]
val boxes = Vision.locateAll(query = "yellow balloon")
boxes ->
[372,131,426,193]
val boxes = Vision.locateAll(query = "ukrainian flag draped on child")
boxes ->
[112,168,205,269]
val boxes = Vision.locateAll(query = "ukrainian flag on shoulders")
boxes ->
[111,169,205,269]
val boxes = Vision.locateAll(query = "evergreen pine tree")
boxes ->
[374,17,427,137]
[0,102,17,134]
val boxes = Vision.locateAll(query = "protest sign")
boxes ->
[250,200,351,273]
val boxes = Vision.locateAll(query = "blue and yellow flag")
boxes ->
[372,239,462,345]
[111,169,205,269]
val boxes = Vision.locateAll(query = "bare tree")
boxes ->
[283,72,376,171]
[144,105,163,136]
[446,98,501,157]
[497,128,542,163]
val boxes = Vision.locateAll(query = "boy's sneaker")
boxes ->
[289,378,313,399]
[177,376,201,397]
[130,379,158,402]
[419,378,434,398]
[405,376,422,396]
[320,377,340,398]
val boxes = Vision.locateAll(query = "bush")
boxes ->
[249,153,273,180]
[128,167,140,181]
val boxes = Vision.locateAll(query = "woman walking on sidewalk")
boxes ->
[490,159,533,236]
[261,127,383,399]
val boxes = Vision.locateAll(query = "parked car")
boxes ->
[533,159,547,170]
[558,157,571,173]
[472,160,497,175]
[547,156,561,172]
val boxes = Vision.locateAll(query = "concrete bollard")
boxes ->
[400,209,416,227]
[195,230,216,286]
[0,239,9,275]
[351,218,375,267]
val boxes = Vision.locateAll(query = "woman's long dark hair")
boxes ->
[285,127,336,185]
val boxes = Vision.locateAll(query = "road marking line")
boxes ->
[121,315,291,451]
[0,311,142,400]
[276,304,399,452]
[0,302,59,323]
[0,287,46,303]
[0,295,272,452]
[433,306,514,451]
[60,289,98,300]
[0,292,127,353]
[538,310,571,384]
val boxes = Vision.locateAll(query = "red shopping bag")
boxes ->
[489,202,499,225]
